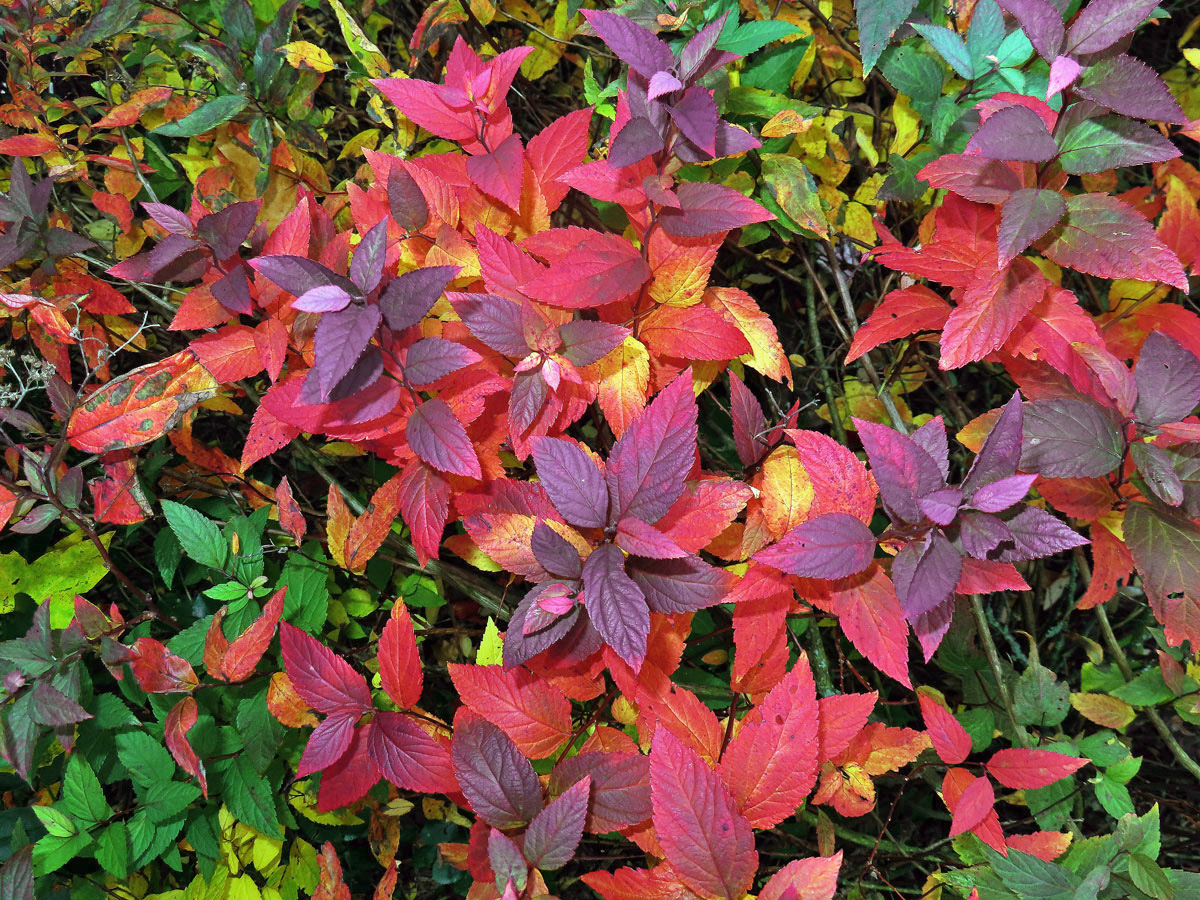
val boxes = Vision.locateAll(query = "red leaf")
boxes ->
[821,566,911,688]
[316,722,381,811]
[523,231,651,308]
[276,476,307,542]
[221,588,286,682]
[941,767,1005,853]
[940,259,1046,370]
[255,317,289,382]
[369,710,456,793]
[717,658,820,828]
[847,285,951,363]
[758,852,843,900]
[816,692,877,763]
[527,107,593,209]
[165,696,206,797]
[466,133,525,209]
[397,459,450,566]
[651,729,758,900]
[407,398,481,478]
[448,663,572,759]
[345,472,405,572]
[279,622,372,715]
[190,324,263,382]
[985,748,1088,789]
[640,304,752,361]
[918,155,1022,204]
[918,693,972,765]
[948,774,996,836]
[658,182,773,237]
[129,638,198,693]
[314,841,351,900]
[297,712,358,777]
[379,601,423,709]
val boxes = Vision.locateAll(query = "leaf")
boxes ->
[466,134,525,210]
[949,774,996,836]
[368,711,455,794]
[387,166,429,232]
[997,506,1089,561]
[965,105,1059,162]
[67,350,218,453]
[730,372,768,466]
[854,0,921,73]
[1021,398,1125,478]
[160,500,227,569]
[407,398,481,478]
[221,588,285,682]
[758,852,843,900]
[985,748,1088,788]
[627,555,733,613]
[451,715,543,829]
[847,285,951,363]
[532,438,609,528]
[760,154,829,239]
[279,622,371,715]
[615,517,688,559]
[116,731,177,787]
[397,459,450,566]
[940,259,1046,369]
[523,232,651,308]
[129,637,198,694]
[583,544,650,670]
[919,693,972,765]
[1125,501,1200,647]
[280,40,334,72]
[985,846,1080,898]
[373,602,422,711]
[489,830,528,894]
[918,155,1022,204]
[823,567,912,687]
[1065,0,1159,55]
[276,476,306,543]
[448,663,571,759]
[669,86,719,156]
[640,304,752,361]
[1133,331,1200,427]
[1070,693,1135,728]
[311,304,381,400]
[658,182,773,237]
[998,0,1063,59]
[1056,115,1179,174]
[717,660,820,828]
[62,754,112,824]
[154,95,249,137]
[755,513,877,580]
[379,266,459,331]
[651,730,758,900]
[911,23,973,79]
[581,10,673,79]
[523,776,590,870]
[998,189,1066,264]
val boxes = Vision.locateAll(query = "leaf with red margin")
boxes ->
[787,430,878,523]
[315,841,351,900]
[651,729,758,900]
[658,182,773,238]
[918,156,1023,204]
[345,472,405,572]
[407,398,481,478]
[940,259,1046,370]
[165,696,206,797]
[276,476,306,543]
[221,588,285,683]
[717,658,820,828]
[1006,831,1072,861]
[397,459,450,566]
[130,638,198,693]
[527,107,593,210]
[369,711,456,793]
[279,622,371,715]
[640,304,752,361]
[847,285,952,363]
[523,776,590,871]
[985,748,1088,788]
[297,713,358,778]
[758,852,843,900]
[379,601,423,709]
[918,692,972,764]
[820,566,912,688]
[948,773,996,836]
[523,232,651,309]
[448,663,572,759]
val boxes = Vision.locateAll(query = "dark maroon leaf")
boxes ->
[407,398,481,478]
[1131,442,1185,507]
[523,776,590,870]
[998,0,1064,60]
[1133,331,1200,427]
[451,717,543,829]
[609,116,665,168]
[911,416,950,481]
[312,304,381,399]
[615,516,688,559]
[1124,501,1200,631]
[196,199,259,260]
[730,371,768,467]
[387,165,430,232]
[0,845,33,900]
[503,586,582,669]
[582,544,650,670]
[754,513,877,579]
[893,530,962,618]
[1021,397,1125,478]
[251,255,359,299]
[379,265,460,331]
[29,681,90,726]
[963,393,1025,495]
[369,710,456,793]
[451,292,528,356]
[582,9,673,79]
[549,751,652,832]
[606,370,697,523]
[531,520,583,579]
[403,337,480,387]
[1075,55,1187,124]
[1065,0,1159,55]
[998,189,1066,264]
[997,506,1088,560]
[658,182,773,237]
[558,320,630,367]
[669,86,720,156]
[211,264,253,314]
[966,105,1059,162]
[350,219,389,294]
[310,347,383,405]
[627,555,734,613]
[532,437,609,528]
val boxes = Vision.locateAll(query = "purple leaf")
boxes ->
[379,265,460,331]
[963,393,1025,495]
[509,370,549,435]
[918,488,964,526]
[143,202,194,236]
[1056,114,1180,174]
[407,398,481,478]
[1163,443,1200,518]
[582,10,673,79]
[558,320,630,367]
[350,219,389,294]
[1075,55,1187,124]
[451,717,543,829]
[997,506,1088,561]
[658,182,773,237]
[369,710,455,793]
[680,14,737,81]
[648,71,684,99]
[211,264,253,314]
[403,337,481,387]
[292,284,355,313]
[451,292,528,356]
[970,473,1038,512]
[669,86,720,157]
[488,830,528,894]
[531,520,583,579]
[998,188,1066,264]
[918,156,1023,204]
[911,416,951,481]
[305,347,384,405]
[312,304,382,399]
[627,555,733,613]
[715,122,762,157]
[609,116,665,168]
[754,513,877,579]
[615,516,688,559]
[1124,502,1200,626]
[730,371,768,467]
[855,419,946,524]
[1131,442,1185,507]
[387,165,429,232]
[1021,397,1125,478]
[532,438,609,528]
[251,255,359,299]
[912,600,955,661]
[523,776,590,870]
[1133,331,1200,427]
[893,530,963,618]
[606,370,698,524]
[549,751,652,832]
[998,0,1064,60]
[958,512,1014,558]
[582,544,650,670]
[1066,0,1159,55]
[966,105,1059,162]
[196,200,259,261]
[503,585,582,669]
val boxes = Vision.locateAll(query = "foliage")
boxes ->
[0,0,1199,898]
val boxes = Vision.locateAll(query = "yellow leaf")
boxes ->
[476,617,504,665]
[1070,693,1135,729]
[279,42,334,74]
[762,108,813,138]
[760,445,814,539]
[591,336,650,438]
[227,875,261,900]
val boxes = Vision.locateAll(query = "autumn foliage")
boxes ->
[1,0,1199,898]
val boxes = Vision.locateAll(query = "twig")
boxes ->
[970,594,1031,748]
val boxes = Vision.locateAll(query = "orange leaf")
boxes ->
[221,588,286,682]
[267,671,318,728]
[165,696,206,797]
[276,476,307,542]
[129,637,198,693]
[760,445,814,539]
[326,483,353,570]
[314,842,351,900]
[345,472,405,572]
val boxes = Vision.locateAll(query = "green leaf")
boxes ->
[1057,115,1179,174]
[94,823,130,879]
[32,807,76,839]
[205,581,251,601]
[153,95,249,138]
[222,756,280,836]
[154,527,182,588]
[140,781,201,824]
[116,731,176,788]
[854,0,921,74]
[237,691,285,774]
[911,23,973,79]
[161,501,228,570]
[1013,661,1070,728]
[740,37,813,93]
[279,548,329,633]
[717,19,801,55]
[880,43,944,102]
[986,846,1081,900]
[62,755,112,825]
[761,153,828,238]
[1130,854,1175,900]
[32,831,92,876]
[965,0,1005,74]
[1094,775,1134,818]
[1105,754,1142,785]
[1111,668,1174,708]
